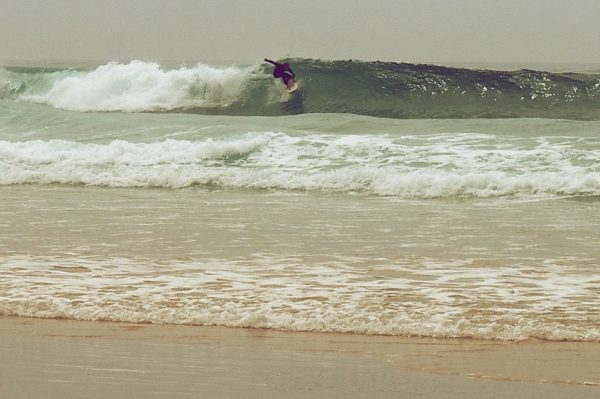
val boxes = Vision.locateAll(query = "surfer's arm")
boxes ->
[264,59,279,66]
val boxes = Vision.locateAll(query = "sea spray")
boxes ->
[16,61,259,112]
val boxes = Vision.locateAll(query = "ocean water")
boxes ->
[1,60,599,341]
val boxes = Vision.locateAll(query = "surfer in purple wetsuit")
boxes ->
[264,59,296,90]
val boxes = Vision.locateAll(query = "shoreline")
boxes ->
[1,316,598,398]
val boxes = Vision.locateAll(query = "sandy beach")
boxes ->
[1,316,598,398]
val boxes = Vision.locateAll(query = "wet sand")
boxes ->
[1,316,598,398]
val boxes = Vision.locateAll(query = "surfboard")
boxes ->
[286,81,299,93]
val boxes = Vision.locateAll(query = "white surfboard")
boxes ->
[286,81,299,93]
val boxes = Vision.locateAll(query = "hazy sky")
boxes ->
[2,0,599,65]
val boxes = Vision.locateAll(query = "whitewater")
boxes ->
[1,59,599,342]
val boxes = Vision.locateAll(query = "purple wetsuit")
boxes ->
[265,59,295,86]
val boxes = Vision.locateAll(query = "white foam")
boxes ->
[2,132,600,198]
[19,61,257,112]
[1,255,599,341]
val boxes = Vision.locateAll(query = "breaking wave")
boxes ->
[2,59,600,119]
[2,132,599,198]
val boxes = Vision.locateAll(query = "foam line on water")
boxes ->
[1,254,599,341]
[3,131,600,197]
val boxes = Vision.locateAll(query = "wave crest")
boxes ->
[4,59,600,119]
[17,61,258,112]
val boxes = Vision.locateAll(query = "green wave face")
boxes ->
[2,59,600,119]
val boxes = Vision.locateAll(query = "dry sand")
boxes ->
[1,316,599,398]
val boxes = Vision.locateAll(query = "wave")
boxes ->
[2,61,257,112]
[2,132,599,198]
[2,59,600,119]
[2,254,599,342]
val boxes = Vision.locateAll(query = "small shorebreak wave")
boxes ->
[2,254,599,342]
[2,59,600,119]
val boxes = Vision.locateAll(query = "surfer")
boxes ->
[264,59,296,91]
